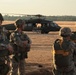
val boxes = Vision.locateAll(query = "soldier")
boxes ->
[10,19,31,75]
[70,33,76,66]
[53,27,76,75]
[0,13,13,75]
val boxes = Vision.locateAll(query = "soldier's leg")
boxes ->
[53,69,61,75]
[19,59,26,75]
[7,57,12,75]
[69,68,76,75]
[11,59,19,75]
[0,64,10,75]
[53,68,76,75]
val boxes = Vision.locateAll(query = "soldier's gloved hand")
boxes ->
[7,44,14,54]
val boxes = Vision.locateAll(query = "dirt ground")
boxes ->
[25,32,58,75]
[25,24,76,75]
[3,21,76,75]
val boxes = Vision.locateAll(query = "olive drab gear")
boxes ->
[70,33,76,66]
[0,26,13,75]
[11,18,31,75]
[10,30,31,75]
[0,64,10,75]
[53,38,76,75]
[53,27,76,75]
[10,30,31,62]
[54,39,72,67]
[13,31,30,52]
[0,29,10,57]
[0,13,13,75]
[15,19,24,28]
[70,33,76,40]
[59,27,72,37]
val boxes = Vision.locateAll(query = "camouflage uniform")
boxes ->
[53,27,76,75]
[70,33,76,66]
[0,31,10,75]
[0,13,13,75]
[10,19,31,75]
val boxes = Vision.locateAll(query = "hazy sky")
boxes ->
[0,0,76,16]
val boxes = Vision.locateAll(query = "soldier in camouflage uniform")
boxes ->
[70,33,76,66]
[0,13,13,75]
[53,27,76,75]
[10,19,31,75]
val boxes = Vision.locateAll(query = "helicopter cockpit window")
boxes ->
[28,23,32,26]
[50,23,55,27]
[52,22,58,27]
[47,23,50,26]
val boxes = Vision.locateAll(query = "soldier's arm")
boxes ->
[22,33,32,52]
[24,33,32,45]
[7,43,14,55]
[10,32,14,43]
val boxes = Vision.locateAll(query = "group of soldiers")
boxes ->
[1,12,76,75]
[53,27,76,75]
[0,13,31,75]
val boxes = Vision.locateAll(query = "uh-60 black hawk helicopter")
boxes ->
[24,18,61,34]
[2,14,61,34]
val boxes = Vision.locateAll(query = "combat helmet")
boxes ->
[0,13,4,21]
[59,27,72,37]
[15,19,24,28]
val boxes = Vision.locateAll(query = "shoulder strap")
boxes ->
[55,39,63,45]
[54,39,71,56]
[55,38,63,48]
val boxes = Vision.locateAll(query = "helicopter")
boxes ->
[24,18,61,34]
[2,14,61,34]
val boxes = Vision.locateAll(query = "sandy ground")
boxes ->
[25,24,76,74]
[2,21,76,75]
[25,32,58,75]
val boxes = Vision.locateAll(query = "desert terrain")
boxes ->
[3,21,76,75]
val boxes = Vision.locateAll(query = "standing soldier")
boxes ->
[0,13,13,75]
[53,27,76,75]
[10,19,31,75]
[70,33,76,66]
